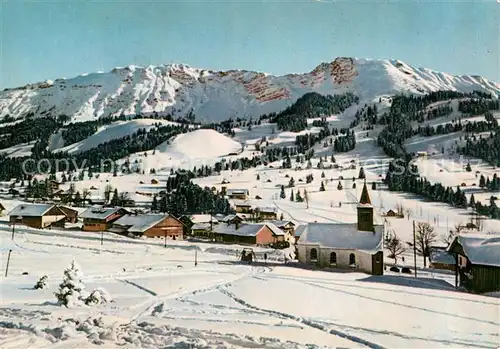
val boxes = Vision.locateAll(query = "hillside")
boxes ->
[1,58,499,124]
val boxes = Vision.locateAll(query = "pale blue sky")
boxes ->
[1,0,498,88]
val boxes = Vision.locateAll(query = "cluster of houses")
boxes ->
[3,181,499,293]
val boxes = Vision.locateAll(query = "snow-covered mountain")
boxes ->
[1,57,499,123]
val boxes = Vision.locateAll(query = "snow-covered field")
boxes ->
[1,225,499,349]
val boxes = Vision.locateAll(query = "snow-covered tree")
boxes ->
[54,261,86,307]
[85,288,111,306]
[34,275,49,290]
[337,181,343,190]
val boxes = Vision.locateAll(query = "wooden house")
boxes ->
[80,207,128,231]
[447,233,500,293]
[268,220,296,236]
[212,222,285,245]
[226,189,249,200]
[48,180,61,193]
[8,203,68,229]
[255,207,278,220]
[110,214,184,239]
[234,201,253,213]
[429,247,456,271]
[58,206,79,223]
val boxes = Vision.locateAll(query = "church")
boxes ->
[296,181,384,275]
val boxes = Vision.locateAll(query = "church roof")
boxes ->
[359,181,372,206]
[297,223,383,252]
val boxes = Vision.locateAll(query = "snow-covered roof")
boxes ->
[80,207,125,220]
[227,189,249,195]
[189,214,218,224]
[256,206,278,213]
[192,223,212,230]
[430,248,455,265]
[113,214,167,233]
[265,223,286,236]
[268,220,294,228]
[213,222,284,237]
[232,200,252,207]
[298,223,383,252]
[222,213,247,222]
[8,203,57,217]
[294,224,307,237]
[449,233,500,267]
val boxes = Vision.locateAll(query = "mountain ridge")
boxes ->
[1,57,499,124]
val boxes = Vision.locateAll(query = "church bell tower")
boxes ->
[357,181,374,232]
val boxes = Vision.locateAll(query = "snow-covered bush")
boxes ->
[34,275,49,289]
[85,288,112,306]
[54,261,86,307]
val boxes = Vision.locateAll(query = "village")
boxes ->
[2,170,499,295]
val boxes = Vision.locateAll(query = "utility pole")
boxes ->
[101,230,104,246]
[11,219,16,240]
[413,220,417,278]
[164,231,167,248]
[195,250,198,267]
[5,249,12,277]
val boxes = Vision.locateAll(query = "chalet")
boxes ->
[8,203,68,229]
[447,233,500,293]
[80,207,128,231]
[234,201,253,213]
[212,222,285,245]
[384,209,403,218]
[268,220,295,236]
[191,223,213,237]
[180,214,218,235]
[429,247,456,271]
[58,206,79,223]
[255,206,278,220]
[227,188,249,200]
[222,213,247,225]
[416,151,428,159]
[110,214,183,239]
[48,180,61,192]
[297,182,384,275]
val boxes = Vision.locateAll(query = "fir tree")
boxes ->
[320,181,326,191]
[257,174,260,180]
[290,189,295,202]
[372,182,377,190]
[321,171,326,178]
[358,167,366,179]
[34,275,49,290]
[337,181,343,190]
[289,177,295,188]
[54,261,85,307]
[151,195,158,212]
[465,163,472,172]
[280,185,286,199]
[295,190,303,202]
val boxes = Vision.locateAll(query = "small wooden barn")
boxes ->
[447,233,500,293]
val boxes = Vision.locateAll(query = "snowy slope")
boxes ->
[51,119,178,154]
[1,226,498,349]
[1,58,499,123]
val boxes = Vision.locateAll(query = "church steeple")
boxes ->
[359,180,372,205]
[357,181,374,232]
